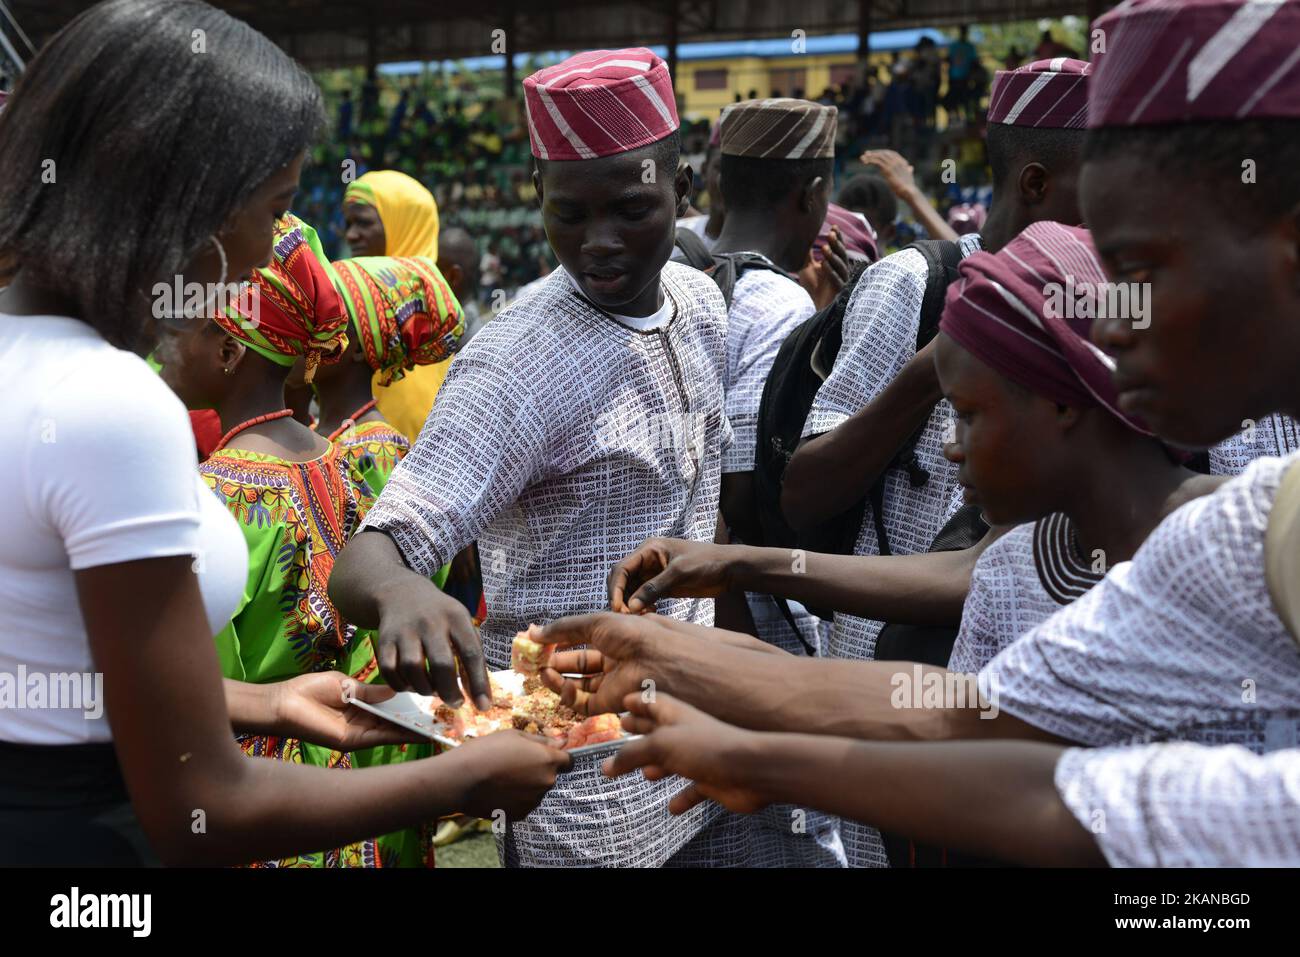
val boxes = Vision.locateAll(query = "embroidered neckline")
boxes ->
[1032,512,1104,605]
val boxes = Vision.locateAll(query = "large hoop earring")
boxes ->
[209,234,229,288]
[183,234,231,319]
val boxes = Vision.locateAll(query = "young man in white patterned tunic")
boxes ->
[780,57,1095,867]
[330,49,738,867]
[783,59,1093,658]
[708,97,847,867]
[709,98,835,655]
[539,1,1300,864]
[971,0,1300,760]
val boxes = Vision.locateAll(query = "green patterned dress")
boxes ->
[201,442,435,868]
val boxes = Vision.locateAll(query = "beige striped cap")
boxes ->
[719,98,837,159]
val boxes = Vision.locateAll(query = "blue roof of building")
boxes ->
[378,28,955,75]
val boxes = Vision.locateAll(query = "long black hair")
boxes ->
[0,0,325,353]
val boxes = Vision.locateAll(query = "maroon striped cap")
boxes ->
[987,58,1093,128]
[1089,0,1300,128]
[524,48,679,160]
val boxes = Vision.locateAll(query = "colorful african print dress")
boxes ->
[333,419,410,496]
[201,443,435,868]
[329,417,451,628]
[327,417,448,833]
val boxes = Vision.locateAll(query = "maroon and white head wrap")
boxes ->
[524,48,679,161]
[818,204,879,264]
[948,203,987,236]
[939,222,1150,433]
[987,58,1093,128]
[1089,0,1300,127]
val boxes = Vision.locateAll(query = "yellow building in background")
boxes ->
[668,29,950,121]
[376,28,956,124]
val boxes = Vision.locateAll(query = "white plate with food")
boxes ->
[345,630,634,759]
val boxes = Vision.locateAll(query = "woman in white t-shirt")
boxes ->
[0,0,566,866]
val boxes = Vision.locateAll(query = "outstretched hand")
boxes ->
[535,612,688,717]
[602,692,770,815]
[374,575,492,709]
[278,672,424,751]
[860,148,918,198]
[607,537,734,614]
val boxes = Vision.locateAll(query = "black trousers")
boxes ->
[0,740,157,866]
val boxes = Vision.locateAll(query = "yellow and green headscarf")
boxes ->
[343,170,439,257]
[331,256,463,386]
[215,213,349,383]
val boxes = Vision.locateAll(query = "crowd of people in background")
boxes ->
[291,21,1066,302]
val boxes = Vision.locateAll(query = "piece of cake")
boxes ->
[511,626,555,676]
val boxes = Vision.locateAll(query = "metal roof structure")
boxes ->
[378,26,956,75]
[8,1,1104,72]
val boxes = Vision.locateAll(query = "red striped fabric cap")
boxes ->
[524,48,679,160]
[1089,0,1300,127]
[987,58,1093,128]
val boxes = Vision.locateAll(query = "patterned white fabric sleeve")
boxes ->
[1055,742,1300,866]
[801,248,929,438]
[360,341,555,578]
[1209,413,1300,476]
[980,453,1300,750]
[947,525,1033,675]
[722,270,815,474]
[801,233,981,439]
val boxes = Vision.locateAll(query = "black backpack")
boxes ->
[675,227,812,652]
[753,239,965,561]
[672,227,792,307]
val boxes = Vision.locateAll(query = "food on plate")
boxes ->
[434,700,514,739]
[510,626,555,676]
[424,668,623,751]
[565,713,622,749]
